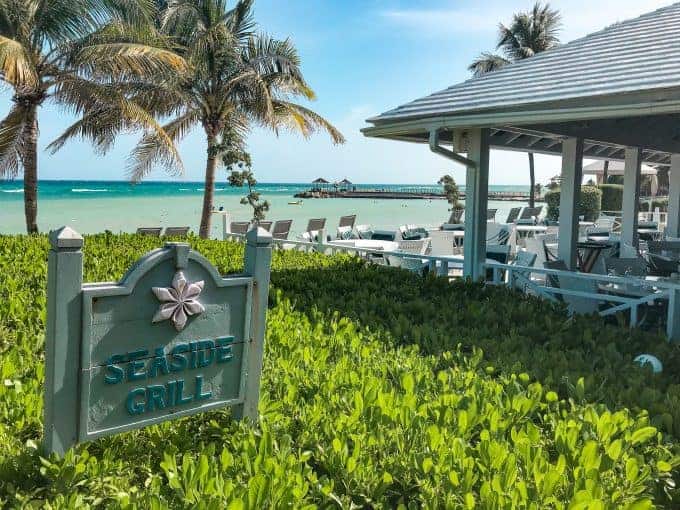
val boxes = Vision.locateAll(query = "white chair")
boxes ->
[524,237,548,274]
[557,273,601,315]
[509,250,537,290]
[356,225,372,239]
[428,230,458,256]
[397,239,429,255]
[336,225,354,240]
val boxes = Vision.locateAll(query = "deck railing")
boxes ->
[223,229,680,341]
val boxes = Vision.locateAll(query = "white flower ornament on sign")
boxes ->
[152,271,205,331]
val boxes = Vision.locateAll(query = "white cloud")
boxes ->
[380,0,674,42]
[379,8,503,37]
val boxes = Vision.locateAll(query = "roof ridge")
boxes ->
[454,1,680,90]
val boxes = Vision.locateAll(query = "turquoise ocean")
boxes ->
[1,180,533,238]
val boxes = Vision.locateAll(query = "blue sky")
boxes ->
[0,0,673,185]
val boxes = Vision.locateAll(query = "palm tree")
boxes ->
[119,0,344,238]
[0,0,184,233]
[469,2,561,208]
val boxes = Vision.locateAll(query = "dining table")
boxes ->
[515,225,548,238]
[576,241,614,273]
[542,240,613,273]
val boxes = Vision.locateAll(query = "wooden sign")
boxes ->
[43,226,272,456]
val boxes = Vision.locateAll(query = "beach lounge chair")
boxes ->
[336,226,355,240]
[306,218,326,235]
[356,225,373,239]
[486,244,511,264]
[272,220,293,240]
[485,244,511,280]
[509,250,537,291]
[517,206,543,225]
[524,237,549,283]
[387,239,431,274]
[230,221,250,235]
[137,227,162,237]
[486,223,510,245]
[164,227,190,237]
[257,221,272,232]
[399,224,428,240]
[487,209,498,221]
[338,215,356,229]
[505,207,521,224]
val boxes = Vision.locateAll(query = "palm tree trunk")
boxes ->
[603,160,609,184]
[199,132,218,239]
[528,152,536,209]
[22,105,39,234]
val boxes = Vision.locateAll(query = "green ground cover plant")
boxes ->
[1,234,680,508]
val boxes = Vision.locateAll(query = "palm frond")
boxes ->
[71,42,186,81]
[126,112,195,181]
[102,0,157,27]
[225,0,255,42]
[0,104,27,178]
[468,52,510,76]
[0,35,37,88]
[271,100,344,144]
[496,2,561,61]
[33,0,110,44]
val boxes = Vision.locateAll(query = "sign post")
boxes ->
[43,226,272,456]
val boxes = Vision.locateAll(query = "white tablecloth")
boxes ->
[329,239,400,252]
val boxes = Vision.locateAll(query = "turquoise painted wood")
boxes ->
[43,226,272,456]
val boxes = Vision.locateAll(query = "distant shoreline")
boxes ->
[1,179,536,188]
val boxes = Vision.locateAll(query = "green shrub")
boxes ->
[0,234,679,507]
[640,198,669,212]
[545,185,602,221]
[598,184,624,212]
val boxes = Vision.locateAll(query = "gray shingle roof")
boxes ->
[368,2,680,124]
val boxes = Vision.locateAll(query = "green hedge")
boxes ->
[545,185,602,221]
[598,184,624,212]
[0,234,679,507]
[640,198,669,212]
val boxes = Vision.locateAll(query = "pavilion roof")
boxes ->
[363,3,680,166]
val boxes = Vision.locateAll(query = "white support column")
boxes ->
[667,154,680,238]
[558,138,584,270]
[463,128,490,280]
[621,147,642,251]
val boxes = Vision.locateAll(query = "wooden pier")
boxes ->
[294,189,538,202]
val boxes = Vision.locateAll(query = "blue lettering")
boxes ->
[216,337,234,363]
[195,375,212,400]
[196,340,215,367]
[146,385,166,412]
[176,379,193,405]
[126,388,146,415]
[127,349,148,382]
[104,354,126,384]
[169,343,189,372]
[147,347,170,378]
